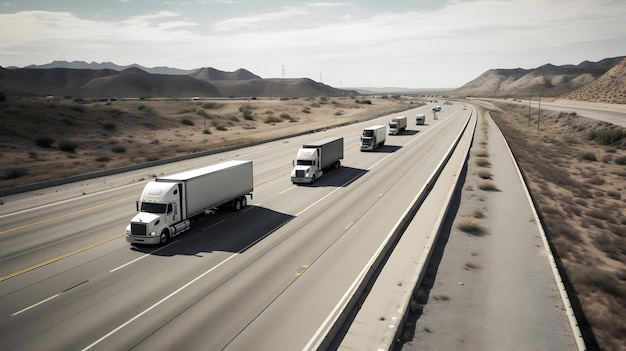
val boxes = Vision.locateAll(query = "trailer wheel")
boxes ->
[241,196,247,208]
[234,199,242,211]
[159,230,170,245]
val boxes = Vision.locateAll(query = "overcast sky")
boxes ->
[1,0,625,88]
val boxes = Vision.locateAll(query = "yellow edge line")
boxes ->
[0,233,124,283]
[0,195,137,236]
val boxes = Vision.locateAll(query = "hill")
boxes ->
[450,57,625,98]
[0,66,355,98]
[13,60,197,75]
[560,57,626,104]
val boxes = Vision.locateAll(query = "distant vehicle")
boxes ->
[415,113,426,125]
[388,116,407,135]
[444,101,452,105]
[126,160,253,245]
[291,137,344,184]
[192,97,199,100]
[432,106,442,112]
[361,125,386,151]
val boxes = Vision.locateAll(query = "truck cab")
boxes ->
[125,181,190,245]
[361,125,386,151]
[291,148,322,183]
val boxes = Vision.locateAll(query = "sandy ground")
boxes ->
[0,96,415,191]
[396,108,579,350]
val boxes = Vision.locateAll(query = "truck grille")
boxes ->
[130,223,148,236]
[295,170,305,178]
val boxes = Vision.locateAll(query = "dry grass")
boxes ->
[456,216,486,236]
[477,180,499,191]
[490,103,626,351]
[0,97,413,189]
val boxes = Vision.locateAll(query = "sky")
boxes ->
[1,0,625,89]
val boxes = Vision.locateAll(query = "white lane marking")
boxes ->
[110,240,181,273]
[82,220,288,351]
[12,294,60,317]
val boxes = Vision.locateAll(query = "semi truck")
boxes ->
[291,137,343,184]
[126,160,253,245]
[416,113,426,125]
[361,125,386,151]
[388,116,407,135]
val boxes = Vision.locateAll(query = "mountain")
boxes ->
[0,65,355,98]
[450,56,625,97]
[190,67,261,81]
[13,60,197,75]
[561,57,626,104]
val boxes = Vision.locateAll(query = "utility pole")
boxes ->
[281,65,285,78]
[537,88,542,132]
[528,90,531,127]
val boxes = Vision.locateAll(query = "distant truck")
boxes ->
[432,105,442,112]
[361,125,386,151]
[416,113,426,125]
[291,137,344,184]
[126,160,253,245]
[388,116,407,135]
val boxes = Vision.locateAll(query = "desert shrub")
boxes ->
[587,176,605,185]
[474,148,489,157]
[586,128,624,145]
[475,157,491,167]
[103,122,117,131]
[111,146,126,153]
[302,107,311,113]
[203,129,211,134]
[58,140,77,152]
[477,180,499,191]
[334,111,343,116]
[264,115,283,123]
[202,102,222,109]
[601,154,613,163]
[227,115,240,122]
[181,118,194,126]
[96,156,111,162]
[477,169,492,179]
[456,217,485,236]
[279,97,290,101]
[36,136,54,148]
[69,105,85,113]
[615,156,626,165]
[607,190,621,200]
[280,113,296,122]
[355,99,372,105]
[215,125,227,131]
[3,168,27,180]
[579,152,597,161]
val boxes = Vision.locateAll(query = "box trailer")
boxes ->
[361,125,386,151]
[389,116,407,135]
[291,137,344,184]
[126,160,253,245]
[416,113,426,125]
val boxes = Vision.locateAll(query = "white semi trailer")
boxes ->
[291,137,344,184]
[360,125,386,151]
[388,116,407,135]
[125,160,253,245]
[416,113,426,125]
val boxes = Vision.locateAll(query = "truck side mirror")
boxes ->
[292,160,295,167]
[136,201,139,212]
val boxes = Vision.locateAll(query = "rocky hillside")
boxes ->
[450,57,625,98]
[561,57,626,104]
[0,66,355,98]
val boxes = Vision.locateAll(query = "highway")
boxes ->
[0,103,472,350]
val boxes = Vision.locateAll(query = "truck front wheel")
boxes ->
[160,230,170,245]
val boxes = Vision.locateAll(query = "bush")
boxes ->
[579,152,597,161]
[3,168,27,180]
[181,118,194,126]
[586,128,624,145]
[456,217,485,236]
[264,115,283,123]
[96,156,111,162]
[615,156,626,165]
[103,122,117,131]
[58,140,78,152]
[111,146,126,153]
[36,136,54,148]
[478,180,499,191]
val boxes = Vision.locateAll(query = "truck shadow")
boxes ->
[393,130,419,136]
[131,206,294,256]
[302,166,368,188]
[363,145,402,153]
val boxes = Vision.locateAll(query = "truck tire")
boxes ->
[234,199,242,211]
[241,196,247,208]
[160,229,170,245]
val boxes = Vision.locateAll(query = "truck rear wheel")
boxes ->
[234,199,241,211]
[241,196,247,208]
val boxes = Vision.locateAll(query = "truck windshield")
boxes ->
[297,160,314,166]
[363,130,374,137]
[141,202,167,214]
[389,123,397,128]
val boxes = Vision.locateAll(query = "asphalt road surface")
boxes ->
[0,103,471,350]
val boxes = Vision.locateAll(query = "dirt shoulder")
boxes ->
[487,102,626,351]
[0,96,415,190]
